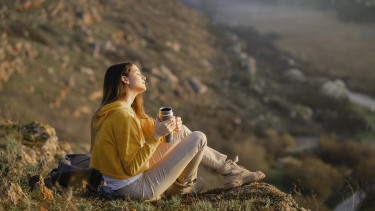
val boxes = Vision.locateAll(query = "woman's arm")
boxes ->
[112,110,161,176]
[139,116,156,138]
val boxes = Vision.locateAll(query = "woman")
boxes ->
[90,62,265,201]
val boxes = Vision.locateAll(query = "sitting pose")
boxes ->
[90,62,265,201]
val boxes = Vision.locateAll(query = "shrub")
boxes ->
[354,156,375,186]
[319,135,362,166]
[319,135,375,187]
[258,129,296,163]
[285,157,344,199]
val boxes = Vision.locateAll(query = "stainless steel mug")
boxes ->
[158,106,173,143]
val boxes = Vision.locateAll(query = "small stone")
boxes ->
[189,77,207,94]
[32,175,54,201]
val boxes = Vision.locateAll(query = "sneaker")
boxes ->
[165,177,205,197]
[222,156,265,189]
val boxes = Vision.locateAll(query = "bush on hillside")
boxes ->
[258,129,296,163]
[354,156,375,187]
[319,135,375,188]
[284,156,344,199]
[319,135,361,166]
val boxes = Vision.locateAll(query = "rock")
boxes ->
[22,121,70,164]
[111,30,127,46]
[185,182,308,211]
[0,34,38,89]
[189,76,208,94]
[151,65,178,86]
[31,175,54,201]
[80,66,94,77]
[73,105,91,117]
[21,148,38,165]
[200,59,213,72]
[288,59,296,66]
[234,117,242,125]
[284,68,305,82]
[241,56,257,82]
[321,79,348,99]
[165,41,180,52]
[89,90,102,101]
[0,179,28,205]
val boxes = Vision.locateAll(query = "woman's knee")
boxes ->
[189,131,207,149]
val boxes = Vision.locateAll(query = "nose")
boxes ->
[142,76,146,81]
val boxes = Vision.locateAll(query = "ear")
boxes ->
[121,75,130,85]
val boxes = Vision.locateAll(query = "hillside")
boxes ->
[0,121,309,210]
[1,0,375,210]
[2,0,372,150]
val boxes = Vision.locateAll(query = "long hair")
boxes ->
[91,62,149,152]
[98,62,148,119]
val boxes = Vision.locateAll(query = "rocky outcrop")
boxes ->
[0,121,72,165]
[0,179,28,205]
[31,175,54,202]
[186,183,309,211]
[22,121,72,164]
[0,33,38,91]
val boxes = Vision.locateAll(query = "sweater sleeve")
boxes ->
[112,110,161,176]
[139,116,156,138]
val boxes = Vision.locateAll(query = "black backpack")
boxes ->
[50,154,103,189]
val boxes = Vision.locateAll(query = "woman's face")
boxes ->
[123,65,147,94]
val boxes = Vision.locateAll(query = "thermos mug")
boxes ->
[158,107,173,143]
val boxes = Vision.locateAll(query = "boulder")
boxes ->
[321,79,348,99]
[151,65,178,86]
[22,121,72,165]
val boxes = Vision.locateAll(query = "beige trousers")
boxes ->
[116,125,227,201]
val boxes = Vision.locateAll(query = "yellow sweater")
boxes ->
[90,101,161,179]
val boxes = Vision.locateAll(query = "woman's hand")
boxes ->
[174,116,182,132]
[153,115,176,140]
